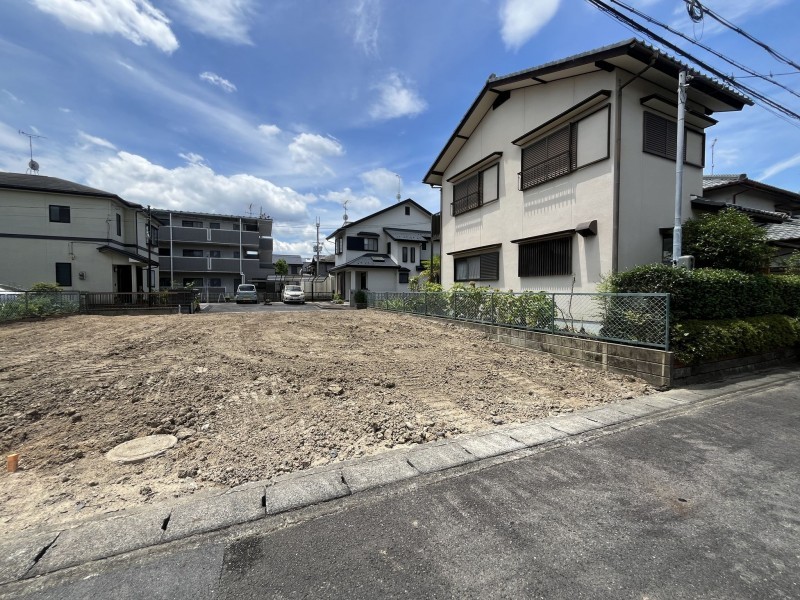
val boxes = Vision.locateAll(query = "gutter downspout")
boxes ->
[612,53,658,273]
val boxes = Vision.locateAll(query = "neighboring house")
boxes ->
[272,254,304,276]
[304,254,336,277]
[692,174,800,261]
[0,172,159,292]
[152,209,273,297]
[326,199,432,300]
[423,39,750,293]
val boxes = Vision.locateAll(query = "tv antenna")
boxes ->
[710,138,718,175]
[19,130,45,174]
[396,174,402,201]
[342,199,350,223]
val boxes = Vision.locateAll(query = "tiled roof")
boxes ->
[762,219,800,242]
[691,198,788,223]
[702,174,747,189]
[272,254,304,265]
[0,171,139,206]
[702,174,800,203]
[329,253,400,272]
[383,228,431,242]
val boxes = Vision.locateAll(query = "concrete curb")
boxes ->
[1,367,796,585]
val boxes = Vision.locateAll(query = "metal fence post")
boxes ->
[551,293,556,333]
[490,292,495,325]
[664,293,671,352]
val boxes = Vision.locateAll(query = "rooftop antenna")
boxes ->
[247,203,253,217]
[342,199,350,224]
[396,174,402,201]
[710,138,718,175]
[19,130,45,174]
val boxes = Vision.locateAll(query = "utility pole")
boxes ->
[315,217,321,276]
[147,205,153,293]
[672,70,691,266]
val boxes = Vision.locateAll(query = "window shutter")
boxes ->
[643,112,678,160]
[480,252,499,280]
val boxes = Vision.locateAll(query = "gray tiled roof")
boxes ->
[762,219,800,242]
[272,254,304,265]
[702,174,747,189]
[329,253,400,272]
[691,197,788,223]
[383,228,431,242]
[0,171,139,206]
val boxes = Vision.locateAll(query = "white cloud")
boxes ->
[759,152,800,181]
[273,239,314,256]
[59,107,71,113]
[323,188,383,215]
[199,71,237,93]
[31,0,179,53]
[169,0,255,44]
[351,0,381,55]
[3,90,23,104]
[369,72,426,120]
[499,0,560,51]
[87,151,314,221]
[288,133,345,174]
[257,124,281,137]
[360,167,401,198]
[178,152,205,164]
[77,131,117,150]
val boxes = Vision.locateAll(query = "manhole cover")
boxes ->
[106,435,177,463]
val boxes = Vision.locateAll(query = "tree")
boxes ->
[419,255,441,284]
[683,208,773,274]
[274,259,288,276]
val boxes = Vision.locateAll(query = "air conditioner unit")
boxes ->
[78,271,87,280]
[676,256,695,270]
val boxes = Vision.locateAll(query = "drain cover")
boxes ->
[106,435,177,463]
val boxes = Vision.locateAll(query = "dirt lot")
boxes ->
[0,310,654,533]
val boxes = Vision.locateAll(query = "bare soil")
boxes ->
[0,310,655,533]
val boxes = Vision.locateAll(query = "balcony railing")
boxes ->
[159,227,259,246]
[158,256,262,275]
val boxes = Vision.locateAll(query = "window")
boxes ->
[346,236,378,251]
[183,249,203,257]
[209,278,222,287]
[405,206,411,215]
[643,111,705,167]
[55,262,72,286]
[49,205,70,223]
[452,163,499,216]
[520,105,610,190]
[399,272,409,284]
[661,232,673,264]
[421,242,427,251]
[387,242,391,255]
[182,220,203,228]
[233,223,240,231]
[410,247,416,263]
[402,247,408,262]
[209,222,221,229]
[159,277,171,288]
[518,236,572,277]
[209,250,221,258]
[244,223,258,232]
[233,250,240,258]
[146,223,158,245]
[116,213,121,236]
[158,247,171,256]
[246,250,259,257]
[335,237,343,254]
[454,252,499,281]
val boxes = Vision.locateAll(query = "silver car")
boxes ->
[234,284,258,304]
[282,285,305,304]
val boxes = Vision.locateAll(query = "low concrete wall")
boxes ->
[673,349,798,384]
[422,318,672,387]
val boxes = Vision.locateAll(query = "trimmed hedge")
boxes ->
[605,264,800,321]
[672,315,800,366]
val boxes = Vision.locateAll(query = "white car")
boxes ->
[282,285,305,304]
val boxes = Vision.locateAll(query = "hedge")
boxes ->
[605,264,800,321]
[671,315,800,366]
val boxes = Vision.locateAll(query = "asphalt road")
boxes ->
[6,376,799,599]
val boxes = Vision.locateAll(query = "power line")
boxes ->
[602,0,800,103]
[584,0,800,126]
[687,0,800,72]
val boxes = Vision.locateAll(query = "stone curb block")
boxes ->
[544,415,603,435]
[342,455,420,493]
[581,407,635,426]
[505,423,568,447]
[30,507,171,576]
[456,432,526,460]
[162,485,266,542]
[641,396,685,409]
[266,470,350,515]
[406,443,476,474]
[0,531,59,585]
[614,399,660,417]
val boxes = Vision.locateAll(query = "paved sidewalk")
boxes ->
[1,367,798,597]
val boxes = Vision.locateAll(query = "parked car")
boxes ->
[0,284,24,305]
[234,284,259,304]
[282,285,305,304]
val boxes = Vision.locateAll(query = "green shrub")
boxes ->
[683,208,773,273]
[671,315,800,365]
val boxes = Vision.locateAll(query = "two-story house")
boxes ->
[423,39,750,293]
[326,199,432,300]
[0,172,159,292]
[151,209,273,299]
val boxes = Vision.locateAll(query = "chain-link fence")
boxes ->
[368,290,670,349]
[0,292,82,323]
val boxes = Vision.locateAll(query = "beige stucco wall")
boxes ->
[0,188,156,291]
[440,69,616,293]
[701,187,781,213]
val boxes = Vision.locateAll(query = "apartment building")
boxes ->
[152,209,273,298]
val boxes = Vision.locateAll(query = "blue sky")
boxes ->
[1,0,799,257]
